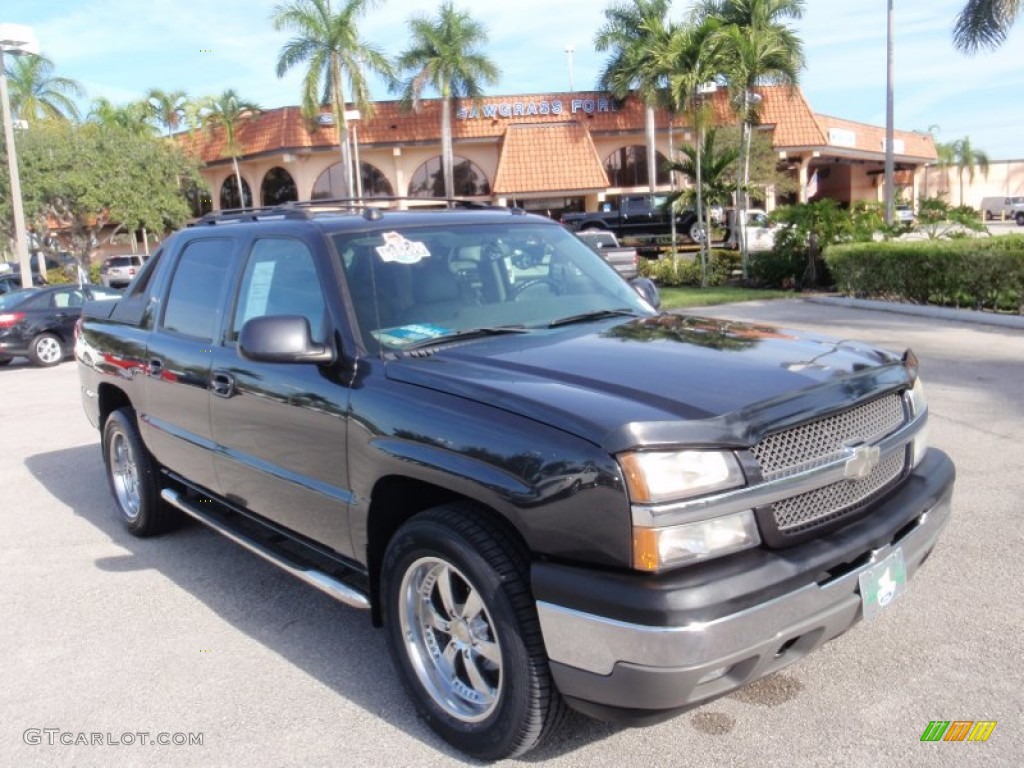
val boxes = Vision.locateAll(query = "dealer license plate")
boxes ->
[858,548,907,621]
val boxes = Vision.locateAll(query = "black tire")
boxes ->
[1016,212,1024,226]
[102,408,174,536]
[27,332,64,367]
[0,356,11,367]
[381,503,566,760]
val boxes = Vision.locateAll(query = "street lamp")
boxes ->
[0,23,38,289]
[565,45,575,93]
[884,0,895,225]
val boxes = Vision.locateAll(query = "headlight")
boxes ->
[907,376,928,467]
[633,510,761,571]
[619,450,745,504]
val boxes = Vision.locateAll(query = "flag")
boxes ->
[806,170,819,199]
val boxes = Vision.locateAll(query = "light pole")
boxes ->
[884,0,895,225]
[565,45,575,93]
[0,23,38,289]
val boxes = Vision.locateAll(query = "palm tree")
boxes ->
[954,0,1021,52]
[653,17,724,270]
[395,2,499,200]
[949,136,990,207]
[4,53,83,123]
[595,0,673,196]
[200,89,261,208]
[273,0,395,200]
[87,97,155,136]
[147,88,188,137]
[698,0,805,276]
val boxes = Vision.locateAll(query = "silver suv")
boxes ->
[99,255,144,288]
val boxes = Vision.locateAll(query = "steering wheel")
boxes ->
[512,277,560,300]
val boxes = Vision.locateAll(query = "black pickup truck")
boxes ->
[561,194,703,242]
[77,201,954,760]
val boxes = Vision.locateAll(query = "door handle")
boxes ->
[211,371,235,398]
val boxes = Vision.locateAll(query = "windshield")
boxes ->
[333,220,656,352]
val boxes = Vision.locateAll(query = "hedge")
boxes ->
[638,249,741,287]
[824,236,1024,314]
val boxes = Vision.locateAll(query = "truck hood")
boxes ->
[384,314,908,451]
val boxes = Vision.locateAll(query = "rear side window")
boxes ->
[162,239,234,341]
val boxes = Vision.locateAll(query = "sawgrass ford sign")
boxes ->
[457,97,619,120]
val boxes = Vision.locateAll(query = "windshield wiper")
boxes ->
[547,308,638,328]
[402,325,530,351]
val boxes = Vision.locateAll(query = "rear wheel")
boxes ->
[1016,212,1024,226]
[102,408,175,536]
[687,218,706,244]
[28,333,63,367]
[0,356,11,367]
[381,503,565,760]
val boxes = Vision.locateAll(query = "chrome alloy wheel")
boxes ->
[108,430,141,520]
[399,557,503,722]
[35,336,62,365]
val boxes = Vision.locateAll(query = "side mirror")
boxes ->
[238,315,334,364]
[630,276,661,310]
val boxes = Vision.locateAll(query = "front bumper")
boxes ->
[534,448,955,723]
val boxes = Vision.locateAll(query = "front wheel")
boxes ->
[381,504,565,760]
[28,333,63,367]
[1016,212,1024,226]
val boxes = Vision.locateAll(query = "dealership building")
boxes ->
[185,86,936,217]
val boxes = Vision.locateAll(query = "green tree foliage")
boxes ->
[87,97,156,136]
[3,53,84,123]
[395,1,499,200]
[147,88,189,137]
[914,197,986,240]
[596,0,673,195]
[199,89,261,208]
[666,127,739,210]
[953,0,1021,53]
[273,0,395,199]
[2,121,200,265]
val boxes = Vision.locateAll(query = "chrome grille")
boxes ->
[752,395,905,481]
[771,450,905,533]
[752,394,909,538]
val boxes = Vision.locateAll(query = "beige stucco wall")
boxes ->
[921,159,1024,208]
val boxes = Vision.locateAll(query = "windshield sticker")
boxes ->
[376,232,432,264]
[372,323,452,347]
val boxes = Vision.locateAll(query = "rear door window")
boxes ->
[162,239,235,341]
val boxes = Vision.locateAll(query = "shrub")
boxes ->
[825,236,1024,313]
[639,249,739,287]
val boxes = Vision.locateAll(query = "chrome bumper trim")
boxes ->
[538,489,950,676]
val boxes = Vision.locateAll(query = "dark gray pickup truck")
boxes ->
[77,201,954,760]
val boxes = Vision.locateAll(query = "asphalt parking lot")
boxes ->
[2,300,1021,767]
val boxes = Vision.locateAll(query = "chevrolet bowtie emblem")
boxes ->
[844,444,881,479]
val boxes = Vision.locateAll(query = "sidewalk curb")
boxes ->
[803,296,1024,330]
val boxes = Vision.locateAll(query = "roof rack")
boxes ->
[191,197,519,226]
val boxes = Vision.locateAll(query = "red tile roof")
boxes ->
[180,87,935,167]
[493,122,608,195]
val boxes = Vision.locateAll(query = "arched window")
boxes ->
[604,145,670,188]
[186,182,213,217]
[311,161,394,199]
[220,175,253,209]
[261,167,298,206]
[408,156,491,197]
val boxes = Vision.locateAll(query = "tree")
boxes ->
[147,88,188,137]
[87,98,155,136]
[596,0,673,196]
[395,2,499,200]
[200,89,261,208]
[273,0,395,199]
[4,53,83,123]
[947,135,990,207]
[697,0,805,276]
[953,0,1022,52]
[3,121,199,265]
[666,127,739,210]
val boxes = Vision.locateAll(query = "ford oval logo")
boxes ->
[844,444,881,480]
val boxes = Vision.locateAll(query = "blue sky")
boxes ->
[5,0,1024,159]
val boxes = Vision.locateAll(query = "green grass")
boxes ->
[657,286,792,310]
